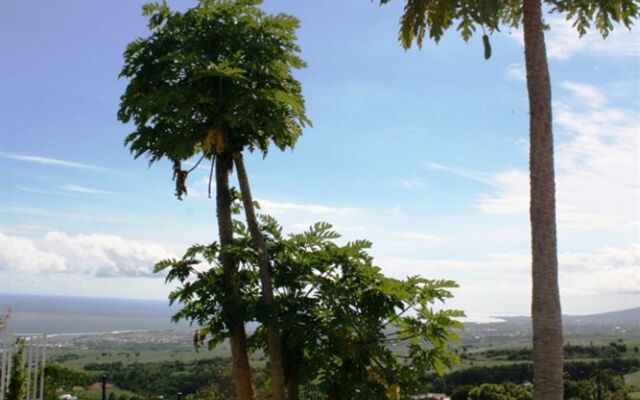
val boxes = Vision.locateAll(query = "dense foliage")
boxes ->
[156,211,464,399]
[464,342,632,362]
[77,358,236,399]
[564,371,630,400]
[44,364,91,400]
[378,0,638,51]
[118,0,309,197]
[44,355,638,400]
[429,358,640,393]
[468,383,533,400]
[5,339,26,400]
[52,353,82,363]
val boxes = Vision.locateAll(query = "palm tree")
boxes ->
[118,2,309,399]
[521,1,562,396]
[377,1,637,398]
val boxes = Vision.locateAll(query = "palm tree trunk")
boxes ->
[522,0,564,399]
[233,152,287,400]
[216,153,255,400]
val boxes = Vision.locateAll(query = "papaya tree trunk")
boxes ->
[522,0,564,399]
[283,352,301,400]
[286,377,300,400]
[216,153,255,400]
[233,152,287,400]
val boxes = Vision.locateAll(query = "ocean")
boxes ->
[0,293,518,336]
[0,293,190,335]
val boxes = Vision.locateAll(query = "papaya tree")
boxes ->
[156,209,464,399]
[265,219,463,399]
[376,1,638,398]
[117,1,309,399]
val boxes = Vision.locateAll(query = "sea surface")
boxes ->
[0,293,190,335]
[0,293,520,336]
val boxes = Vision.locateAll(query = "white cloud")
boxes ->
[1,206,121,223]
[468,81,639,231]
[400,179,424,189]
[185,175,216,198]
[422,161,495,185]
[560,81,607,108]
[378,243,639,303]
[546,18,640,60]
[0,231,174,278]
[506,63,526,82]
[561,244,640,295]
[387,206,408,217]
[560,244,639,273]
[507,16,640,60]
[2,206,59,217]
[0,224,51,236]
[232,199,368,246]
[182,157,213,174]
[400,233,443,243]
[0,233,68,274]
[378,252,529,278]
[565,267,640,295]
[16,187,67,196]
[60,184,118,196]
[1,152,111,172]
[257,199,359,216]
[476,170,529,214]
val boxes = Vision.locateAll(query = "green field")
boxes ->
[51,334,640,373]
[453,336,640,370]
[626,370,640,388]
[49,342,266,373]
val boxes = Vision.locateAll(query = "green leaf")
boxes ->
[119,0,310,196]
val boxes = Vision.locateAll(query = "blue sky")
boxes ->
[1,0,638,317]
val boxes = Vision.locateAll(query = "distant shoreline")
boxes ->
[1,293,637,336]
[47,329,151,338]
